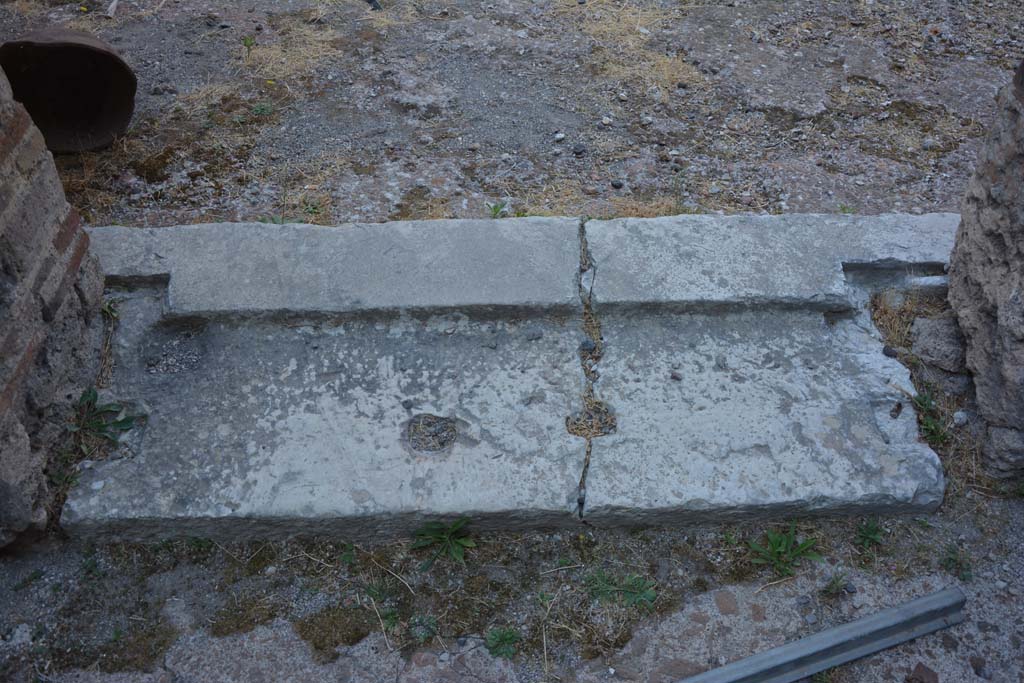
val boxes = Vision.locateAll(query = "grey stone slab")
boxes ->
[582,308,945,523]
[61,290,587,540]
[585,213,958,312]
[87,217,581,318]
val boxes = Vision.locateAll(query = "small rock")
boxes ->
[641,115,654,126]
[843,582,857,594]
[883,345,899,358]
[796,595,812,607]
[953,410,968,427]
[579,339,597,354]
[467,142,480,151]
[906,662,939,683]
[617,92,628,101]
[601,116,613,126]
[611,179,624,189]
[994,579,1008,590]
[554,132,566,142]
[572,144,586,157]
[969,655,991,680]
[670,371,682,381]
[804,613,818,625]
[525,326,544,341]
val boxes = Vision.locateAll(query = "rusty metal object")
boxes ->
[0,28,137,153]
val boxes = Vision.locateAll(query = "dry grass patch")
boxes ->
[552,0,705,97]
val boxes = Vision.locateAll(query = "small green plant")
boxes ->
[820,572,846,599]
[69,388,139,455]
[339,543,356,567]
[250,102,273,117]
[100,299,120,320]
[412,517,476,571]
[408,614,437,644]
[485,200,508,218]
[585,570,657,609]
[748,523,822,577]
[940,544,972,581]
[484,627,520,659]
[14,569,44,591]
[855,519,884,549]
[913,391,949,447]
[838,204,856,214]
[365,579,393,604]
[242,35,257,58]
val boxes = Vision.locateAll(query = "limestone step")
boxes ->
[63,214,956,540]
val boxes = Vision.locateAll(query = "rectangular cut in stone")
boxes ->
[583,310,945,522]
[585,213,959,312]
[61,291,586,540]
[87,217,581,318]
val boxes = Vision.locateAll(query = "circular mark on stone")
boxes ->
[407,414,457,452]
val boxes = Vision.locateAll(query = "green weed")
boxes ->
[855,519,884,549]
[940,544,972,581]
[748,523,821,577]
[585,570,657,610]
[412,518,476,571]
[484,627,519,659]
[485,200,508,218]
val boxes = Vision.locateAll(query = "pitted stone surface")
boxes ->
[585,213,958,312]
[87,217,580,318]
[65,215,956,538]
[62,291,585,539]
[583,310,944,522]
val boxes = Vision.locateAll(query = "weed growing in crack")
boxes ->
[913,390,949,447]
[411,518,475,571]
[748,523,821,577]
[69,387,140,457]
[855,519,885,549]
[484,627,520,659]
[585,570,657,610]
[486,200,509,218]
[820,572,847,599]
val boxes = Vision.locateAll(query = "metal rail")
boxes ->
[680,587,966,683]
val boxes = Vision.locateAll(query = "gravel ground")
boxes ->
[0,0,1020,226]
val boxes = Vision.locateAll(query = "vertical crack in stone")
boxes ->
[567,217,616,518]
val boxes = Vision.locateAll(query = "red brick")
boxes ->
[0,327,45,418]
[43,229,90,322]
[52,208,81,254]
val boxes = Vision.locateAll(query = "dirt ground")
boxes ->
[0,0,1021,226]
[2,1,1024,681]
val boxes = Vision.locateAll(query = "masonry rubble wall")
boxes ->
[0,67,103,547]
[948,60,1024,479]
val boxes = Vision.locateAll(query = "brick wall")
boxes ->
[1,67,103,546]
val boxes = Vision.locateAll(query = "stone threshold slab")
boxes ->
[585,213,958,312]
[87,217,582,319]
[582,309,944,523]
[62,290,587,540]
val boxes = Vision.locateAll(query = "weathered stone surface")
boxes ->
[583,309,944,522]
[910,317,966,373]
[64,212,957,538]
[62,290,585,540]
[87,218,581,318]
[948,61,1024,477]
[585,213,957,313]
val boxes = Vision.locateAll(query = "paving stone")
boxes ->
[62,290,585,540]
[87,217,581,318]
[582,309,944,522]
[585,213,958,312]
